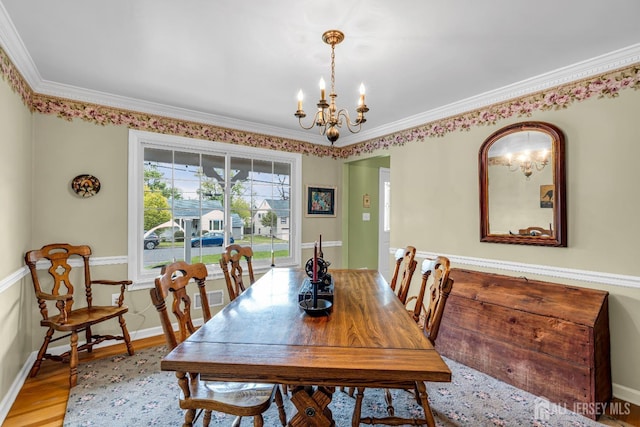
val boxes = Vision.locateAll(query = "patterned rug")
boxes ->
[64,346,606,426]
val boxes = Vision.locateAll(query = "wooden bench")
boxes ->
[436,268,611,419]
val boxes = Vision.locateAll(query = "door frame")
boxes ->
[378,167,391,281]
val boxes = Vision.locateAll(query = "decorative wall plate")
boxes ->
[71,174,101,197]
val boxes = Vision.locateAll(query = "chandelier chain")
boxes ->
[330,44,336,95]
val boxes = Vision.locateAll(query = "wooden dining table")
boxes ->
[161,268,451,427]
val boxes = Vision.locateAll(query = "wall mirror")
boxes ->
[479,121,566,246]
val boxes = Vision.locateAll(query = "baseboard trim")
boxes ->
[0,352,35,425]
[613,383,640,407]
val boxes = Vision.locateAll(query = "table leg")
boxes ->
[352,387,365,427]
[288,385,335,427]
[415,381,436,427]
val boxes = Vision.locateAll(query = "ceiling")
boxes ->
[1,1,639,146]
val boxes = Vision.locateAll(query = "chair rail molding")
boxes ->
[4,247,639,295]
[0,267,29,294]
[389,248,640,290]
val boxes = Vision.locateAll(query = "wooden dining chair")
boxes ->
[25,243,134,387]
[390,246,417,304]
[150,261,286,427]
[404,256,453,336]
[219,244,255,301]
[351,256,454,427]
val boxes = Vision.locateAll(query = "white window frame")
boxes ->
[128,129,302,289]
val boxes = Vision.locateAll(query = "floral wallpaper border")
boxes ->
[336,65,640,158]
[2,46,639,159]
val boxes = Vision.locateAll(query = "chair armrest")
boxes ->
[91,280,131,307]
[91,279,133,286]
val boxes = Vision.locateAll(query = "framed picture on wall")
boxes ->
[306,186,336,217]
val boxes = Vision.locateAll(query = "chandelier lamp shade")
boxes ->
[294,30,369,144]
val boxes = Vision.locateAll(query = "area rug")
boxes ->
[64,346,605,426]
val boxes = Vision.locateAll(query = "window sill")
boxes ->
[128,261,300,291]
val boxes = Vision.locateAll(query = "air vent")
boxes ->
[194,290,224,309]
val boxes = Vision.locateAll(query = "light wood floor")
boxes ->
[3,335,639,426]
[3,335,164,427]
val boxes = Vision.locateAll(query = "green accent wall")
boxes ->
[346,156,390,269]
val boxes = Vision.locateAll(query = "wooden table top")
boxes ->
[161,268,451,388]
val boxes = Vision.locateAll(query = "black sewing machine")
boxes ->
[298,257,334,303]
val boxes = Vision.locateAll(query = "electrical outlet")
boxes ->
[111,293,120,306]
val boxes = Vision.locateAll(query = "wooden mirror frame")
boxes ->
[479,121,567,247]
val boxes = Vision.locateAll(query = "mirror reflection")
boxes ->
[479,121,566,247]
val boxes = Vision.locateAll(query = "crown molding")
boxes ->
[2,1,639,149]
[0,1,41,85]
[0,4,327,145]
[336,43,640,146]
[34,79,332,145]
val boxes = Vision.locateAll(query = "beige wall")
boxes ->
[0,76,33,405]
[32,116,130,252]
[2,71,640,410]
[384,89,640,399]
[301,154,344,266]
[389,90,640,273]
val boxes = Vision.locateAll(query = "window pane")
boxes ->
[143,147,229,270]
[231,157,291,264]
[143,148,181,270]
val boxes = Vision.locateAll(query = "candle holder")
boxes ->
[299,280,332,317]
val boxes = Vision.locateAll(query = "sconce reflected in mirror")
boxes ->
[479,121,567,247]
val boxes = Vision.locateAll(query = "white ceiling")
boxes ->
[1,1,639,146]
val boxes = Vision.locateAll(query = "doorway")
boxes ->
[346,156,390,270]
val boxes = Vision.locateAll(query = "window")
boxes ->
[128,130,301,288]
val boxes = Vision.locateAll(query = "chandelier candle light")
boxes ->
[295,30,369,144]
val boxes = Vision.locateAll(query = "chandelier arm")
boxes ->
[297,110,326,131]
[534,160,548,171]
[336,110,364,133]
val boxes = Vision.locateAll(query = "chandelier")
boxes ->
[505,149,549,179]
[294,30,369,144]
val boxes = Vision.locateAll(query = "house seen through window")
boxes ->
[128,130,301,287]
